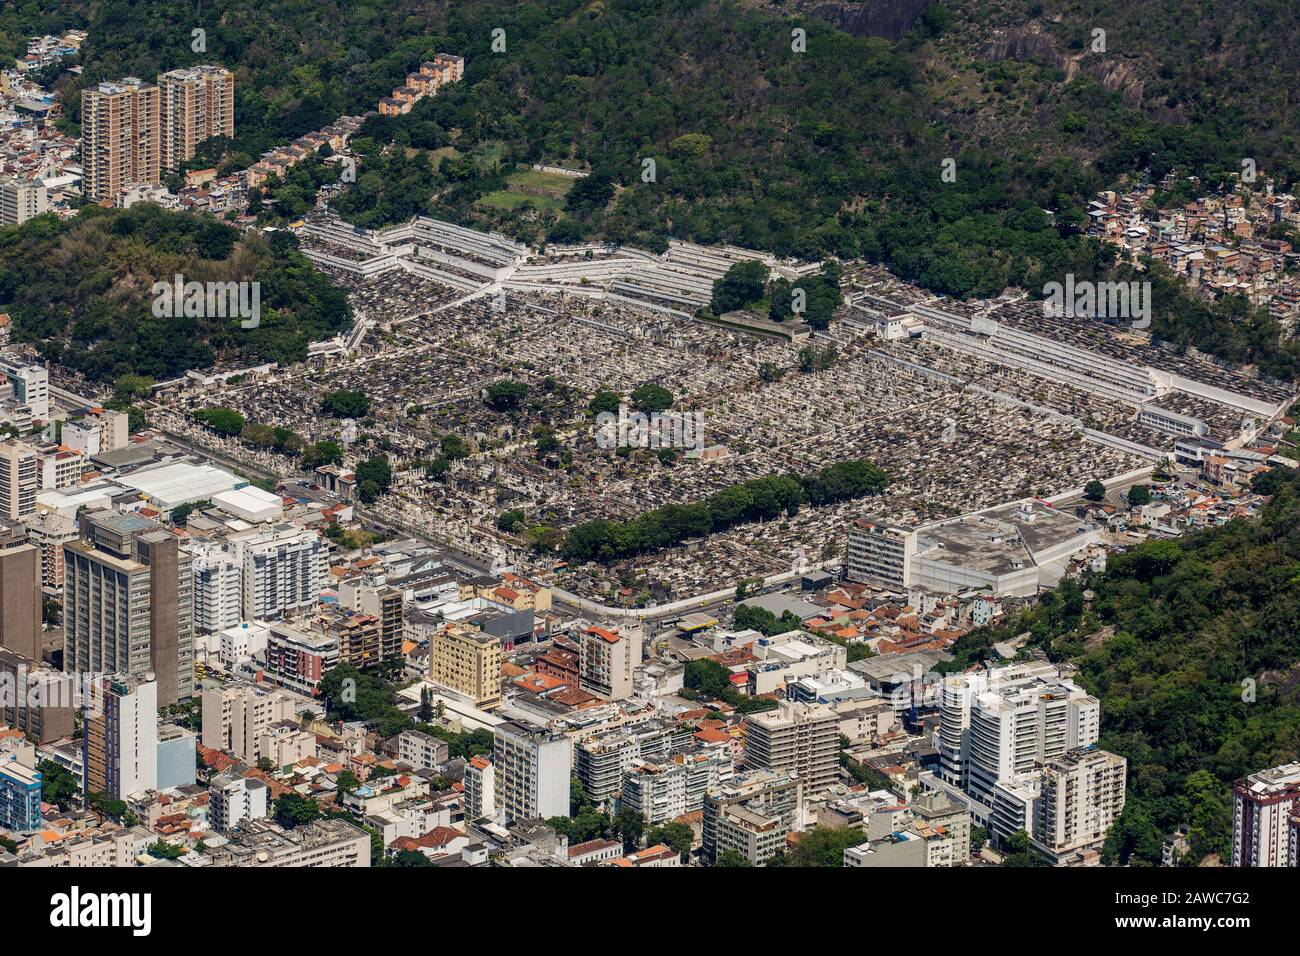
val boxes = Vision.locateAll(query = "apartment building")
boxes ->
[620,744,734,825]
[264,622,338,695]
[257,721,316,768]
[0,524,41,661]
[911,789,973,866]
[209,774,269,831]
[927,665,1124,855]
[429,621,502,711]
[205,818,370,868]
[1035,747,1128,861]
[935,662,1099,804]
[191,546,242,635]
[222,623,281,672]
[81,77,161,202]
[136,525,192,706]
[579,623,642,701]
[464,755,495,821]
[377,53,464,116]
[156,721,197,790]
[742,700,839,793]
[83,675,158,799]
[574,720,687,806]
[430,53,465,82]
[61,408,129,457]
[701,769,803,865]
[320,606,384,670]
[0,359,47,421]
[396,728,449,772]
[201,680,299,763]
[347,582,403,661]
[23,510,77,589]
[964,679,1100,808]
[0,758,43,833]
[158,65,234,173]
[1232,761,1300,867]
[0,647,75,743]
[844,798,973,867]
[231,524,326,622]
[64,510,195,705]
[37,446,86,490]
[493,720,571,822]
[846,517,916,589]
[12,825,153,867]
[0,177,49,226]
[0,439,38,520]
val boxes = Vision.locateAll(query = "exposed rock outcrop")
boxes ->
[799,0,933,42]
[982,27,1147,107]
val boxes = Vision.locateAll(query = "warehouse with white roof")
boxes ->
[114,461,244,511]
[211,485,283,523]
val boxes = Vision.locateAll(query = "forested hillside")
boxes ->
[27,1,1299,202]
[2,0,1297,379]
[0,206,350,382]
[775,0,1300,184]
[939,468,1300,865]
[927,0,1300,180]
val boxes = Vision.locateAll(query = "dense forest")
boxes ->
[11,0,1299,197]
[938,467,1300,865]
[927,0,1300,185]
[0,206,350,382]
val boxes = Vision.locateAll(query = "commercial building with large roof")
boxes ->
[114,460,244,511]
[211,485,283,523]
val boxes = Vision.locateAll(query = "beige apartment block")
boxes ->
[0,440,37,520]
[159,65,235,173]
[743,700,840,793]
[0,528,41,662]
[201,681,299,763]
[428,621,501,711]
[81,78,160,201]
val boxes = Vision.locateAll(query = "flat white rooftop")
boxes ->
[116,461,243,510]
[396,681,504,732]
[212,485,282,522]
[36,483,115,517]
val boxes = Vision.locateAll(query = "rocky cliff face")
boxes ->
[1078,57,1146,108]
[796,0,932,42]
[772,2,1176,121]
[980,30,1067,69]
[981,27,1148,108]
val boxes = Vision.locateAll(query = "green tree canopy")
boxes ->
[484,379,529,412]
[711,260,769,314]
[321,390,370,419]
[630,383,673,413]
[193,407,246,437]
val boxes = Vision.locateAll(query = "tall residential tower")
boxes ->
[63,510,194,705]
[158,65,235,173]
[81,77,160,202]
